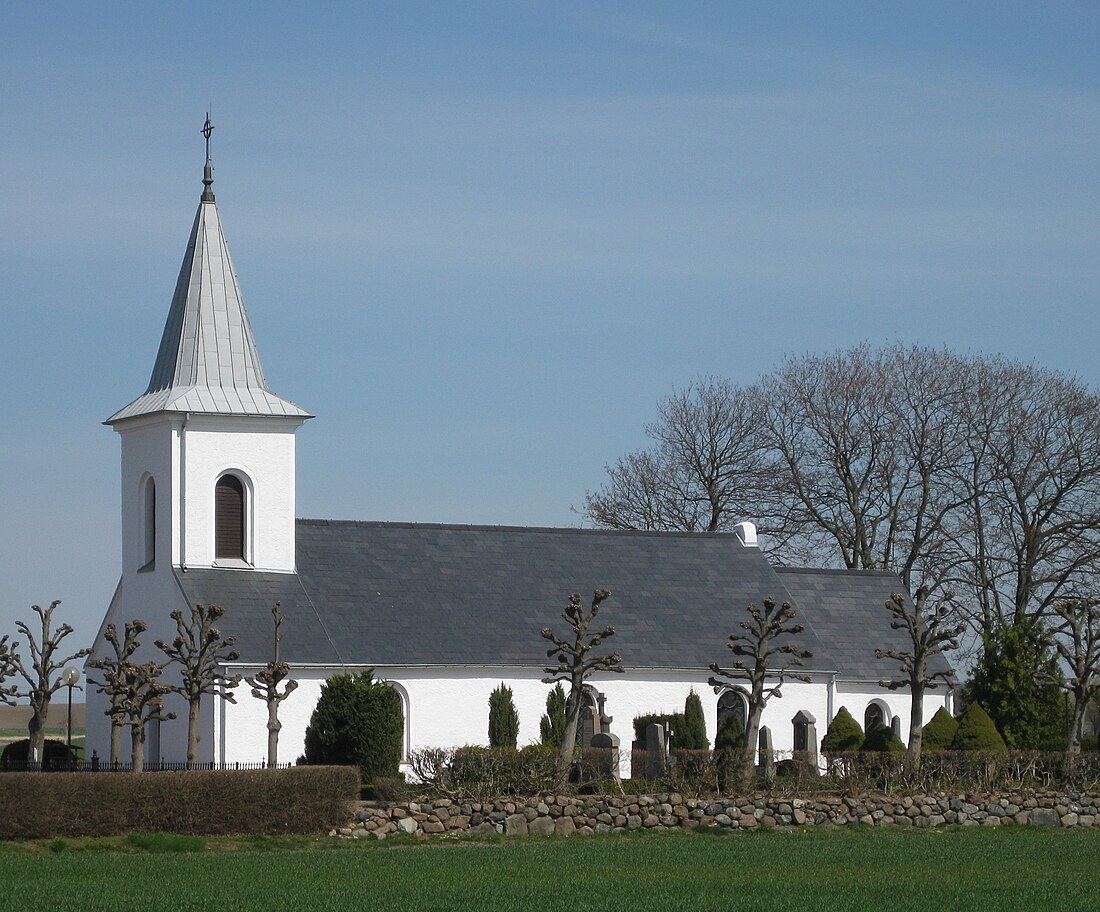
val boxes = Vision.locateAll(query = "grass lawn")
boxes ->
[3,826,1099,911]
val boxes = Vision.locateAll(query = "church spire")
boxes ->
[201,114,215,203]
[107,120,311,424]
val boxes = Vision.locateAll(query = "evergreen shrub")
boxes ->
[682,690,710,749]
[921,707,959,750]
[951,703,1008,752]
[488,682,520,748]
[820,707,864,754]
[302,670,403,781]
[539,683,566,747]
[861,721,905,753]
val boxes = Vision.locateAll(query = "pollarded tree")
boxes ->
[87,620,147,765]
[709,596,812,791]
[488,682,519,748]
[155,603,242,768]
[0,635,17,705]
[8,601,92,768]
[541,589,624,787]
[115,659,176,772]
[539,682,567,747]
[875,587,963,762]
[1049,597,1100,753]
[244,603,299,768]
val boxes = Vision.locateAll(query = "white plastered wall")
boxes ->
[214,666,867,776]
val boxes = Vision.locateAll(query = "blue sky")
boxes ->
[2,2,1099,656]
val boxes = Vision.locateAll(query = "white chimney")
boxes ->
[734,521,758,547]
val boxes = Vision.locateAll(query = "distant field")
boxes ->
[0,705,86,745]
[2,827,1099,912]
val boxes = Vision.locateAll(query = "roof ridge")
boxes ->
[295,518,744,539]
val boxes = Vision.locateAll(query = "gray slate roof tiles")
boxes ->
[174,520,951,682]
[107,197,309,424]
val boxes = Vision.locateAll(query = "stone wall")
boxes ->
[335,790,1100,839]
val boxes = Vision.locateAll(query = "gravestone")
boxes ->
[590,731,622,782]
[644,722,668,779]
[792,710,819,771]
[758,725,775,780]
[891,715,902,741]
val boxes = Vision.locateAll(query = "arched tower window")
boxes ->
[215,474,246,561]
[142,476,156,568]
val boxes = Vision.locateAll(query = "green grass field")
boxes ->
[3,826,1099,911]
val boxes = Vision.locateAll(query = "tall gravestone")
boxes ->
[792,710,819,771]
[758,725,775,781]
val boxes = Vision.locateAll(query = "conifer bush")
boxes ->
[488,682,520,748]
[922,706,960,750]
[861,720,905,753]
[951,703,1008,752]
[820,706,864,754]
[682,689,710,750]
[303,670,403,781]
[539,683,567,747]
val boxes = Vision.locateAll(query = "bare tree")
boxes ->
[155,603,242,768]
[245,603,298,768]
[584,379,773,537]
[944,359,1100,638]
[0,636,17,704]
[541,589,624,788]
[115,659,175,772]
[709,596,812,790]
[875,587,963,762]
[87,620,148,766]
[7,602,91,768]
[1049,598,1100,753]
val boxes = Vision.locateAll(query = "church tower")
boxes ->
[106,118,311,589]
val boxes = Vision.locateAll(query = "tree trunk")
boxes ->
[740,705,764,792]
[267,699,281,768]
[27,699,48,769]
[556,684,582,788]
[1066,691,1089,754]
[110,718,123,767]
[186,698,201,769]
[907,680,925,764]
[130,724,145,773]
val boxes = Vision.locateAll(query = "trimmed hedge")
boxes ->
[0,766,358,839]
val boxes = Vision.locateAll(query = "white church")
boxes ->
[85,132,954,773]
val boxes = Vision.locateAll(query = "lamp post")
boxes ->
[62,667,80,762]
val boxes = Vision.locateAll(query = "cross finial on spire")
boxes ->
[201,113,215,202]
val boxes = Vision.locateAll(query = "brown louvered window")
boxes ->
[215,474,245,561]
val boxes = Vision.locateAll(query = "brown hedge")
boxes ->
[0,766,359,839]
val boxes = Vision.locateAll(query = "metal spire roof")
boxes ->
[107,118,311,424]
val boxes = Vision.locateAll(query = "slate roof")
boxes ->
[775,567,954,682]
[174,520,950,682]
[107,178,309,424]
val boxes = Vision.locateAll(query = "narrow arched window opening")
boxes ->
[864,702,887,731]
[142,477,156,568]
[215,474,245,561]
